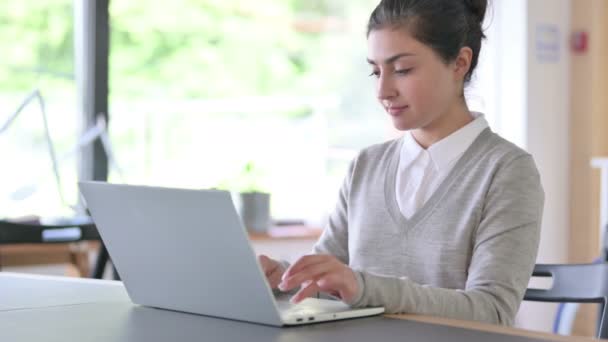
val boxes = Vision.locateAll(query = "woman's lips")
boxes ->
[387,105,409,116]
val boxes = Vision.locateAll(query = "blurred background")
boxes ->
[1,0,608,338]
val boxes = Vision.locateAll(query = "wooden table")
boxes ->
[0,243,90,277]
[0,216,100,277]
[247,225,323,241]
[387,314,600,341]
[0,226,322,278]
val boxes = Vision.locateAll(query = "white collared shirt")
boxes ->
[396,112,489,219]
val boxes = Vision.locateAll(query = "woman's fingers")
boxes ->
[282,254,329,279]
[266,254,358,301]
[258,255,278,276]
[317,270,358,303]
[279,261,334,292]
[291,279,321,304]
[267,266,284,289]
[315,273,341,291]
[258,255,284,289]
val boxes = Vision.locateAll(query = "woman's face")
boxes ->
[367,27,463,131]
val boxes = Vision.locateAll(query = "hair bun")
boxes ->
[464,0,487,24]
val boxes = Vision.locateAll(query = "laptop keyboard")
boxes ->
[276,297,352,318]
[276,300,318,316]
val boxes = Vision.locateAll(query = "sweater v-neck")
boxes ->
[384,128,492,230]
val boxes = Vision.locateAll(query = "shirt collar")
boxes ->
[400,112,489,171]
[399,129,425,169]
[428,112,489,170]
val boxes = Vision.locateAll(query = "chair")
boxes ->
[524,263,608,339]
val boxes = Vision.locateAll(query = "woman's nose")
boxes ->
[376,75,397,100]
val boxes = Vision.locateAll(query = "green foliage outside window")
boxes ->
[1,1,374,102]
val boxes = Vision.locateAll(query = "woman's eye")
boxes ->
[395,68,413,75]
[369,70,380,77]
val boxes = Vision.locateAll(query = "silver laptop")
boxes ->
[78,181,384,326]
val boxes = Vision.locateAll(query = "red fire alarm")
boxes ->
[571,31,588,53]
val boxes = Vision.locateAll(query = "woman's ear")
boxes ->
[454,47,473,80]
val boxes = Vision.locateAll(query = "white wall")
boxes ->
[488,0,529,147]
[526,0,570,265]
[475,0,571,332]
[522,0,571,333]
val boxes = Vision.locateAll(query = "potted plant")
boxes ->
[220,161,271,233]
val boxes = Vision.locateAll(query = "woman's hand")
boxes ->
[277,254,359,304]
[258,254,286,289]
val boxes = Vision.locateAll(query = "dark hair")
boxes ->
[367,0,487,84]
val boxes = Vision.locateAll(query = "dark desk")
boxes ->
[0,273,596,342]
[0,216,99,244]
[0,217,118,278]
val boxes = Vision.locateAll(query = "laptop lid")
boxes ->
[78,181,283,326]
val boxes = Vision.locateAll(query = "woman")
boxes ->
[259,0,544,326]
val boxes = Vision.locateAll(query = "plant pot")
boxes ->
[239,192,271,233]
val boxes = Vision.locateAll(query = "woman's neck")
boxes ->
[411,102,473,149]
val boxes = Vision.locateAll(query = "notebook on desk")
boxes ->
[78,181,384,326]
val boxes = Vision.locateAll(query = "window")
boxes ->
[0,1,78,219]
[108,1,386,224]
[0,1,497,224]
